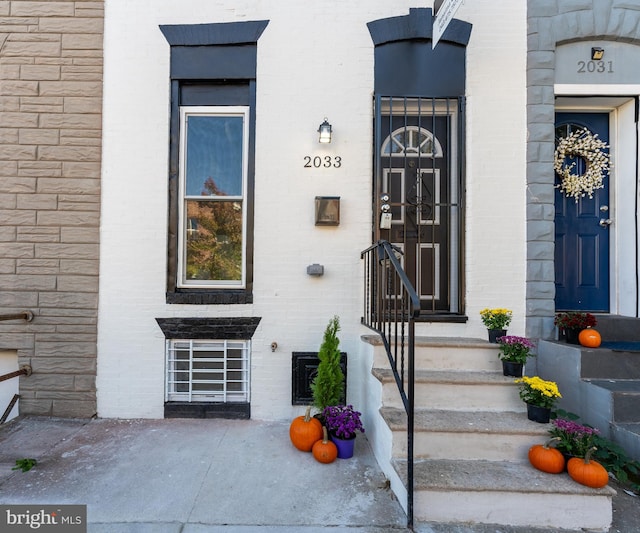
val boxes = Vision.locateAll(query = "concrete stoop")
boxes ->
[395,458,614,530]
[584,378,640,462]
[374,368,525,412]
[381,407,547,461]
[538,332,640,463]
[612,422,640,463]
[366,336,616,530]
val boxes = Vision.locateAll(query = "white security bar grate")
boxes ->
[166,339,250,403]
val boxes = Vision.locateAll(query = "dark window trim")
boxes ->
[166,290,253,305]
[164,402,250,419]
[155,316,261,339]
[367,7,471,47]
[161,21,267,305]
[159,21,268,46]
[415,314,468,323]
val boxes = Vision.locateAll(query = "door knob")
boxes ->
[599,218,612,227]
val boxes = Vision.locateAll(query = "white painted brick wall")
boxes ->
[98,1,527,419]
[462,0,527,337]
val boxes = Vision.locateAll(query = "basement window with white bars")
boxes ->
[165,340,250,403]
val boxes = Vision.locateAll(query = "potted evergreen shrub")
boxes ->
[311,316,345,414]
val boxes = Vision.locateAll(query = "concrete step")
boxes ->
[366,333,616,531]
[586,379,640,422]
[363,334,503,372]
[593,314,640,342]
[611,422,640,463]
[393,458,615,530]
[381,407,548,461]
[539,338,640,464]
[580,348,640,380]
[374,368,524,411]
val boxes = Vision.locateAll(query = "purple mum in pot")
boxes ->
[322,404,365,439]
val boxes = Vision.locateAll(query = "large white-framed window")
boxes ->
[178,106,249,288]
[165,339,251,403]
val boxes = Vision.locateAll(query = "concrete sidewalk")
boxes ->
[0,417,638,532]
[0,417,407,532]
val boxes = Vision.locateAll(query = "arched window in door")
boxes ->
[381,125,444,158]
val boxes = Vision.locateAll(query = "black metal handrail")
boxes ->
[0,365,32,384]
[0,311,34,322]
[361,240,419,530]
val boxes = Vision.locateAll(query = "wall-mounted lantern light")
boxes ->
[318,118,332,143]
[591,47,604,60]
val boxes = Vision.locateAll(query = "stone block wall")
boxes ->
[526,0,640,341]
[0,1,103,417]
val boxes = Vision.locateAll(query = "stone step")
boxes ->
[593,314,640,342]
[539,339,640,463]
[393,458,615,530]
[381,407,548,461]
[580,348,640,380]
[366,333,617,530]
[586,379,640,422]
[363,334,503,372]
[611,422,640,463]
[374,368,524,411]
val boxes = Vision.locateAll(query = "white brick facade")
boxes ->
[97,1,527,420]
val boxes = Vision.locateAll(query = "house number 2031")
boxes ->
[303,155,342,168]
[577,60,614,74]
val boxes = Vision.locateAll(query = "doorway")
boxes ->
[554,112,610,312]
[375,96,463,315]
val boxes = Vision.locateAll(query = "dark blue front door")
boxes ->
[554,112,610,312]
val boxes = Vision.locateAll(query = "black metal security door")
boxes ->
[375,97,464,315]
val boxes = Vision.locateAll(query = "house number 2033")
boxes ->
[303,155,342,168]
[577,60,614,74]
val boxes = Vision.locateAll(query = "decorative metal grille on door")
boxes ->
[375,96,464,315]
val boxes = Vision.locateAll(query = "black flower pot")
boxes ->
[562,328,581,344]
[502,361,524,377]
[488,329,507,343]
[527,403,551,423]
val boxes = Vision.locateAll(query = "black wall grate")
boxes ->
[291,352,347,405]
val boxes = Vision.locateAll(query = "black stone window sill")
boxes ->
[156,317,261,340]
[416,313,468,323]
[166,290,253,305]
[164,402,250,419]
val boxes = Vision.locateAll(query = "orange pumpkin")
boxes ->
[579,328,602,348]
[312,426,338,463]
[567,447,609,488]
[289,406,323,452]
[528,437,565,474]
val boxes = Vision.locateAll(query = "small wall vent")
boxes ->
[291,351,347,405]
